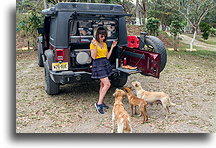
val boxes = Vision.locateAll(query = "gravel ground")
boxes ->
[16,50,215,133]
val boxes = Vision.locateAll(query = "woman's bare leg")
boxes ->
[98,77,111,105]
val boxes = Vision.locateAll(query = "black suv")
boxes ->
[37,2,167,95]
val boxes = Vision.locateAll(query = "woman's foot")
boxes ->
[95,103,104,114]
[101,102,109,109]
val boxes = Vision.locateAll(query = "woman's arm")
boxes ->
[90,40,97,59]
[90,46,97,59]
[107,41,117,59]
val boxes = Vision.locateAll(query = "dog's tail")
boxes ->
[168,97,176,106]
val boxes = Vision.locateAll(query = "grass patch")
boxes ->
[160,31,173,41]
[167,49,216,60]
[168,41,216,60]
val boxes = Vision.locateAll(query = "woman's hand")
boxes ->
[111,40,117,49]
[91,38,97,46]
[107,41,117,59]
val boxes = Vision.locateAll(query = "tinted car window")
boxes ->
[69,19,117,38]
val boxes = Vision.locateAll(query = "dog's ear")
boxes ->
[128,86,132,89]
[120,90,126,97]
[125,87,129,93]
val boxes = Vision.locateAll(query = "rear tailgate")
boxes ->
[121,47,161,78]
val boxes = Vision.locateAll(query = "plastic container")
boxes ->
[127,36,140,48]
[123,58,127,66]
[116,58,119,68]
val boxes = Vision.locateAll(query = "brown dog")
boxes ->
[112,88,132,133]
[132,81,176,119]
[124,87,148,124]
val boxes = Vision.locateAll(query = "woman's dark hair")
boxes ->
[95,27,107,42]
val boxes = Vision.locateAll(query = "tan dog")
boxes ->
[124,87,148,124]
[132,81,176,119]
[112,88,132,133]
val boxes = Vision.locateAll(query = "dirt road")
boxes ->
[16,50,215,133]
[179,34,216,51]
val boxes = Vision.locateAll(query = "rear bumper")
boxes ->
[49,70,93,84]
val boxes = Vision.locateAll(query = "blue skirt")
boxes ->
[91,58,113,79]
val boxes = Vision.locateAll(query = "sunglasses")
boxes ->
[99,34,106,39]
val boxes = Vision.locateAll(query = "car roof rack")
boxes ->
[42,2,132,16]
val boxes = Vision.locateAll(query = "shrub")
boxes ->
[170,19,184,38]
[199,22,211,40]
[146,17,160,36]
[210,27,216,36]
[17,9,43,49]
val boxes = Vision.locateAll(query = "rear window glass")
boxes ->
[69,19,117,39]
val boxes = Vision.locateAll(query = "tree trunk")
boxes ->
[142,0,147,25]
[173,36,179,51]
[140,11,143,25]
[190,28,197,52]
[43,0,47,9]
[135,0,140,25]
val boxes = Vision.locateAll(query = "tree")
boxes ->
[135,0,141,25]
[170,16,184,51]
[161,0,215,51]
[147,0,180,31]
[43,0,47,9]
[142,0,147,25]
[136,0,147,25]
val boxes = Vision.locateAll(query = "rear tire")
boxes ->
[143,36,167,72]
[44,66,59,95]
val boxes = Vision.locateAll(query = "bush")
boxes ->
[17,10,43,49]
[146,17,160,36]
[210,27,216,36]
[199,22,211,40]
[202,31,210,40]
[170,19,184,38]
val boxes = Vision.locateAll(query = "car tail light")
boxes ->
[55,49,64,61]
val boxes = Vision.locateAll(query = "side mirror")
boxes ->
[37,28,44,34]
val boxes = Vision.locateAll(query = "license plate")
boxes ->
[52,62,68,71]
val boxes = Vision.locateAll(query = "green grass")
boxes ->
[184,33,216,46]
[159,31,173,40]
[167,48,216,60]
[177,42,205,50]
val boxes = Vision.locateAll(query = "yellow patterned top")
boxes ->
[90,42,108,59]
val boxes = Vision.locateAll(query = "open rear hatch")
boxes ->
[119,47,161,78]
